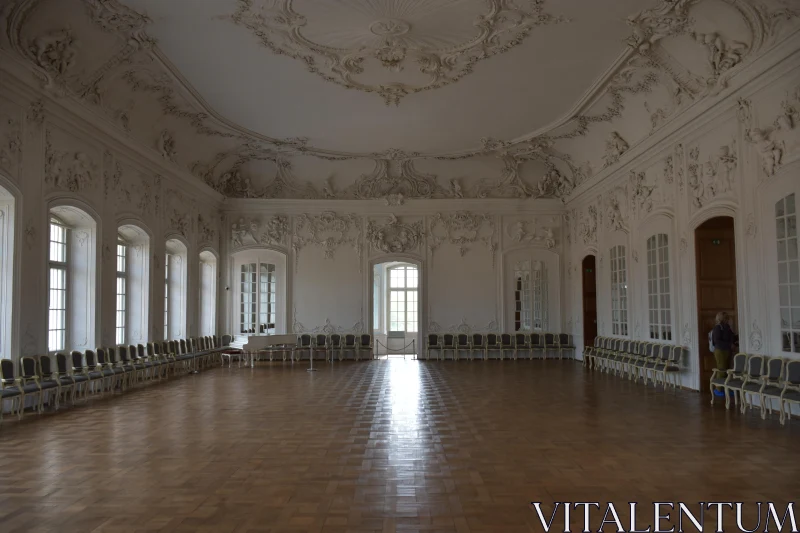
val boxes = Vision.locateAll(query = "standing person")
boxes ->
[711,311,736,373]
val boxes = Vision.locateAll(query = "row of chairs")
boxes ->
[425,333,575,361]
[710,353,800,425]
[583,336,686,388]
[0,335,228,421]
[295,334,374,361]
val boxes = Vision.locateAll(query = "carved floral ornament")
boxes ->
[44,130,97,192]
[687,140,737,210]
[366,214,423,254]
[227,0,568,105]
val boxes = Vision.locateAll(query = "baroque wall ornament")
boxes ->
[198,214,216,244]
[294,212,362,271]
[231,215,289,248]
[227,0,567,105]
[687,141,737,209]
[604,186,628,232]
[27,28,77,87]
[578,205,598,245]
[428,211,495,265]
[746,128,783,177]
[366,214,423,254]
[44,131,97,192]
[157,129,177,162]
[352,156,443,200]
[0,115,22,174]
[507,219,556,249]
[169,210,189,237]
[629,169,656,217]
[603,131,629,168]
[746,212,757,238]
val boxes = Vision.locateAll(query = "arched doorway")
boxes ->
[695,216,738,391]
[581,255,597,353]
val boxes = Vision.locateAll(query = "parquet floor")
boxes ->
[0,360,798,533]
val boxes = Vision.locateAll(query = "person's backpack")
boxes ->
[708,330,715,352]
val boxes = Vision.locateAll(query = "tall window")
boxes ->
[116,241,127,345]
[777,193,799,353]
[199,251,217,337]
[610,245,628,336]
[240,262,276,334]
[48,217,67,351]
[647,234,672,341]
[532,261,547,331]
[164,254,169,338]
[388,265,418,333]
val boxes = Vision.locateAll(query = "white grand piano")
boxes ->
[231,334,298,367]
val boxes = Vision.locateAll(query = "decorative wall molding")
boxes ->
[687,141,738,210]
[44,130,97,192]
[294,212,362,272]
[427,316,498,335]
[578,205,598,245]
[366,214,423,254]
[227,0,568,105]
[292,308,364,335]
[428,211,495,265]
[507,219,556,249]
[197,214,216,244]
[231,215,289,248]
[603,132,629,168]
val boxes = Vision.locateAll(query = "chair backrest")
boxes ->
[764,357,783,382]
[299,334,312,347]
[730,352,747,374]
[315,334,327,347]
[457,334,469,346]
[619,340,629,353]
[329,334,341,347]
[129,345,139,360]
[164,341,173,354]
[487,333,499,345]
[544,333,555,345]
[558,333,570,346]
[56,353,69,374]
[785,360,800,384]
[594,336,603,347]
[138,344,146,358]
[39,354,54,377]
[530,333,541,346]
[514,333,527,345]
[427,334,439,347]
[147,343,156,357]
[500,333,512,346]
[443,333,455,347]
[85,350,97,368]
[360,334,372,347]
[670,346,687,363]
[344,334,356,346]
[472,333,484,347]
[107,347,118,364]
[20,356,37,379]
[71,350,84,370]
[179,339,187,354]
[118,345,130,363]
[746,354,765,379]
[1,358,15,381]
[221,334,232,346]
[96,348,107,365]
[659,345,671,360]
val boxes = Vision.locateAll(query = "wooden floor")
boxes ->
[0,360,798,533]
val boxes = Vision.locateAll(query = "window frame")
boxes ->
[610,244,629,337]
[239,260,277,335]
[386,264,418,334]
[646,233,672,341]
[776,192,799,353]
[48,216,68,352]
[164,253,170,339]
[116,239,127,345]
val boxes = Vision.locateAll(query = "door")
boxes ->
[695,217,738,392]
[582,255,597,350]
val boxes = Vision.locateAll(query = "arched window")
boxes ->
[610,245,628,336]
[387,264,418,333]
[0,184,14,359]
[165,238,187,339]
[118,225,150,345]
[199,250,217,336]
[776,193,799,352]
[646,234,672,341]
[48,205,97,352]
[116,238,127,345]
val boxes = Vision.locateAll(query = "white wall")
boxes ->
[563,53,800,391]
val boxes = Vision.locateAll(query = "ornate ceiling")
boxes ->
[1,0,797,202]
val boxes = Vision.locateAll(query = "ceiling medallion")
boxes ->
[229,0,568,105]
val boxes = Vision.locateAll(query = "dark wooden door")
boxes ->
[695,217,738,392]
[582,255,597,350]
